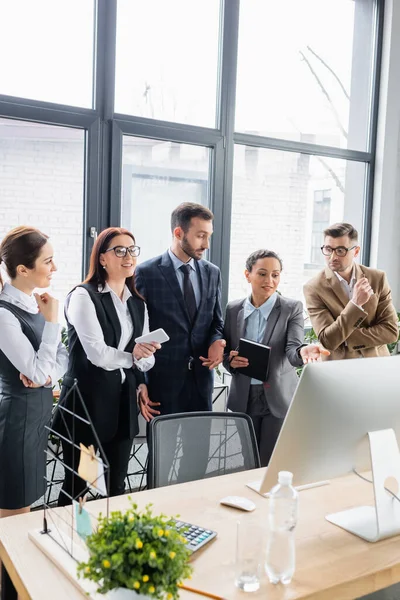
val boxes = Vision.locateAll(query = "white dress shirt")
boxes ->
[0,282,68,386]
[67,283,154,383]
[334,267,364,311]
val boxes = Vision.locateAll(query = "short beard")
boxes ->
[180,235,201,261]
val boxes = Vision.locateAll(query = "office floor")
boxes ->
[360,585,400,599]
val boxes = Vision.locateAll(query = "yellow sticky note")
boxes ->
[78,443,98,484]
[78,443,108,496]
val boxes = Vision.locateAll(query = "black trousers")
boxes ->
[247,384,284,467]
[57,383,134,507]
[150,370,211,486]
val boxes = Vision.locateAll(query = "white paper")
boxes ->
[87,455,107,497]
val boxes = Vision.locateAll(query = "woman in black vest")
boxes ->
[55,227,160,506]
[0,226,68,517]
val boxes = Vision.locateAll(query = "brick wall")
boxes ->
[0,123,85,310]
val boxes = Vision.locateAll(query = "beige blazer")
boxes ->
[303,264,398,360]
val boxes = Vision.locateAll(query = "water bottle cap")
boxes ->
[278,471,293,485]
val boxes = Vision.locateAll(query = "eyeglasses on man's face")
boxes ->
[321,245,357,257]
[105,245,141,258]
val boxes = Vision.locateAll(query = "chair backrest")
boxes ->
[147,411,261,489]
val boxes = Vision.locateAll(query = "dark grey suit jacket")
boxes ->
[223,295,304,419]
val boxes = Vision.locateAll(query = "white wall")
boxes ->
[371,0,400,309]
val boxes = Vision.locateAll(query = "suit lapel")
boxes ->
[100,292,121,346]
[158,252,191,325]
[262,295,281,346]
[237,301,246,342]
[324,267,350,307]
[125,297,140,350]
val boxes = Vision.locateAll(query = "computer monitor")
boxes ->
[247,356,400,542]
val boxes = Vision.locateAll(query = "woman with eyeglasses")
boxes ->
[223,249,329,467]
[54,227,160,506]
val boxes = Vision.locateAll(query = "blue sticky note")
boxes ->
[74,501,93,541]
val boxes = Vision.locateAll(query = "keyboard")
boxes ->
[172,519,217,552]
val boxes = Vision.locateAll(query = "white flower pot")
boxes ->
[105,589,151,600]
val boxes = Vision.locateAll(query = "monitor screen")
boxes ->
[257,355,400,496]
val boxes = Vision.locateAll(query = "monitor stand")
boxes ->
[326,428,400,542]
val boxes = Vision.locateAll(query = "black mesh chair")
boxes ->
[147,411,261,489]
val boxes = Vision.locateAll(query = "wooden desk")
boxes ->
[1,468,400,600]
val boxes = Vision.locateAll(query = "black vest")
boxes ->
[0,300,48,396]
[55,283,145,442]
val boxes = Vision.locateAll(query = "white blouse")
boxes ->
[0,282,68,387]
[66,283,154,382]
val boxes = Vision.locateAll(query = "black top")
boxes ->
[54,283,145,442]
[0,300,46,394]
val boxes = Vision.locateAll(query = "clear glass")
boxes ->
[0,118,85,312]
[115,0,220,126]
[0,0,95,107]
[228,144,366,303]
[120,136,211,262]
[235,520,263,592]
[235,0,376,150]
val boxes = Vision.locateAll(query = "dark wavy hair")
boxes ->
[0,226,49,289]
[83,227,141,297]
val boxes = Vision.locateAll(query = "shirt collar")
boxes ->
[99,282,132,303]
[168,248,196,272]
[244,292,278,319]
[1,282,38,313]
[334,266,356,285]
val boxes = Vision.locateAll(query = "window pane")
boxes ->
[0,118,85,308]
[236,0,376,150]
[115,0,220,127]
[0,0,95,107]
[228,145,366,302]
[121,137,210,261]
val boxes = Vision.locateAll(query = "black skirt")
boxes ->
[0,387,53,509]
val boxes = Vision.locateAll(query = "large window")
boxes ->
[0,0,383,308]
[235,0,376,150]
[0,118,85,304]
[0,0,95,107]
[115,0,221,127]
[120,137,210,262]
[228,145,366,302]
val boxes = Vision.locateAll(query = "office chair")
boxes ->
[147,411,261,489]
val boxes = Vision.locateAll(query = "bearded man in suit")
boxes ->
[304,222,398,360]
[135,202,225,418]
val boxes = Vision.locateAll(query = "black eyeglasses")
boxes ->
[105,245,141,258]
[321,245,357,257]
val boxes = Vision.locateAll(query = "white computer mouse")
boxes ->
[219,495,256,512]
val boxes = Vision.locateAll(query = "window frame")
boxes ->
[0,0,385,305]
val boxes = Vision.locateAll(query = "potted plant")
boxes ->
[77,501,193,599]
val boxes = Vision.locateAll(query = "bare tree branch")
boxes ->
[317,156,345,193]
[306,45,350,100]
[299,50,348,140]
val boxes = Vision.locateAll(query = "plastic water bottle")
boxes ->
[265,470,298,585]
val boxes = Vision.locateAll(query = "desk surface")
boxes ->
[1,468,400,600]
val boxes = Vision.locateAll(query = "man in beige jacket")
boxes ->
[303,222,398,360]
